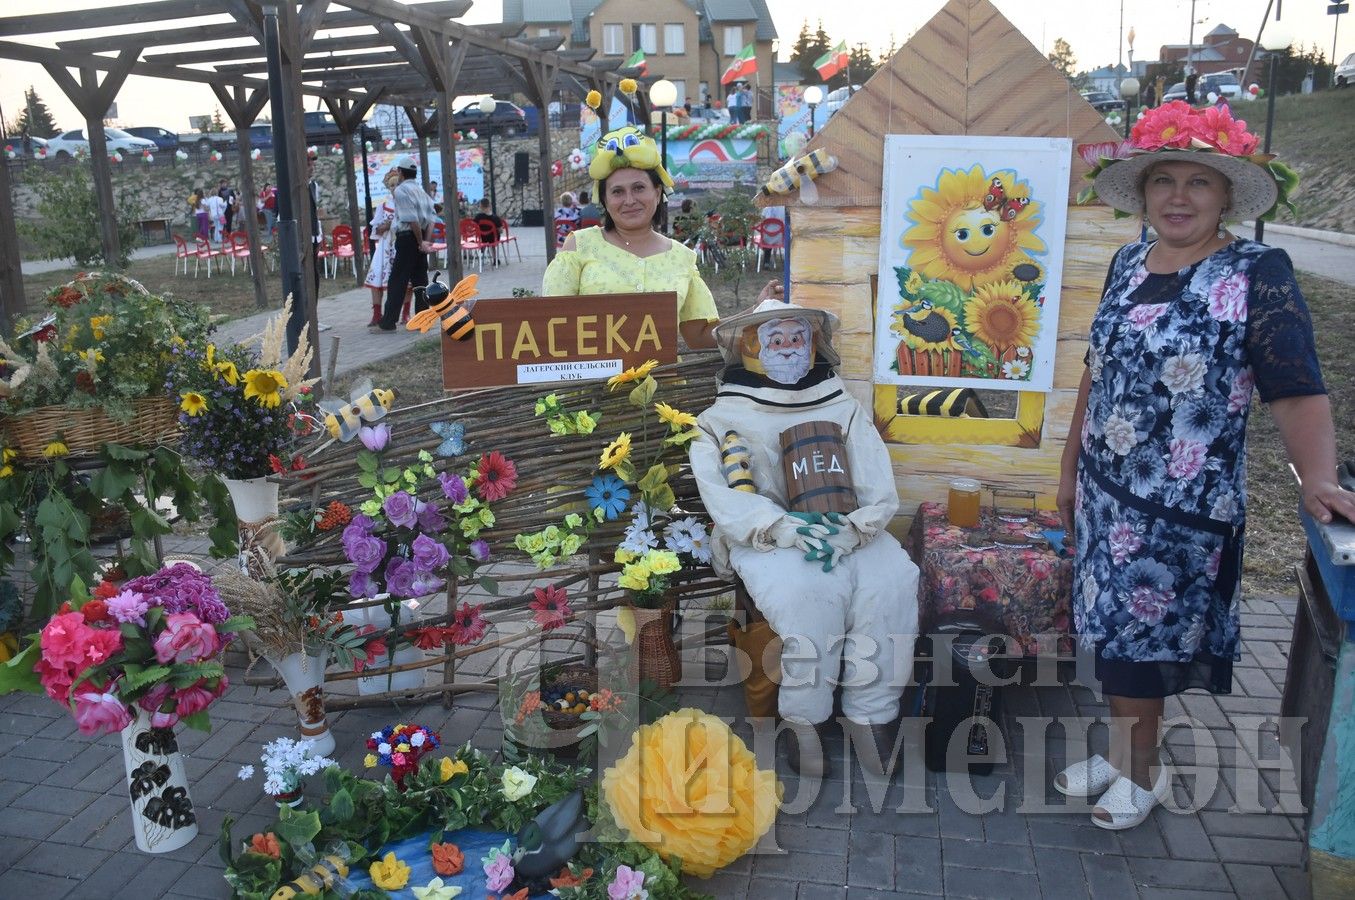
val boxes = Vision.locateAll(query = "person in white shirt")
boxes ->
[375,156,437,332]
[203,192,227,242]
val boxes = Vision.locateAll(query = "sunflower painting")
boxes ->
[874,135,1072,392]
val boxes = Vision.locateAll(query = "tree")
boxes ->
[18,161,142,267]
[15,86,59,138]
[209,108,227,132]
[789,19,832,82]
[845,43,879,87]
[1047,37,1078,81]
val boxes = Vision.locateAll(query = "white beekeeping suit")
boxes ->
[690,299,919,775]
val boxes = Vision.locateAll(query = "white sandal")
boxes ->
[1091,768,1170,830]
[1054,754,1119,798]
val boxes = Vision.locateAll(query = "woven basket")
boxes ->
[539,663,600,731]
[2,397,180,459]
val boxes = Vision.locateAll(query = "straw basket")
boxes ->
[2,397,180,459]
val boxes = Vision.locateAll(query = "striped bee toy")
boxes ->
[720,430,757,493]
[406,271,480,340]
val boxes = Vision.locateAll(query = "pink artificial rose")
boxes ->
[153,612,220,664]
[35,657,76,706]
[138,681,175,713]
[72,684,133,736]
[39,612,97,671]
[172,680,217,717]
[150,710,180,729]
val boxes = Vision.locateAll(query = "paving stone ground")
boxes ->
[0,251,1321,896]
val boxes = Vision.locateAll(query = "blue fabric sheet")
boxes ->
[343,828,552,898]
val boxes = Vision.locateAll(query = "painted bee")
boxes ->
[720,430,757,493]
[319,383,397,442]
[268,853,349,899]
[760,148,838,201]
[407,272,480,339]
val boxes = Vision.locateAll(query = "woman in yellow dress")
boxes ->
[542,125,778,349]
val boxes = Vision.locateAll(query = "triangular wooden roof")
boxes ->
[778,0,1119,208]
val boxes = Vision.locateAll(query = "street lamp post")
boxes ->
[478,96,499,219]
[1119,77,1140,140]
[650,79,677,232]
[804,85,823,139]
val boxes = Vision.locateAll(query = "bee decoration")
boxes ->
[760,148,838,204]
[719,430,757,493]
[406,272,480,340]
[269,843,352,899]
[318,381,397,442]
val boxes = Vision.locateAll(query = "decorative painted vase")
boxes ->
[341,599,427,695]
[273,786,304,808]
[119,708,197,854]
[270,651,335,757]
[221,476,281,575]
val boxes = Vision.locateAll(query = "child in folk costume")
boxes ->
[363,169,411,326]
[689,299,920,777]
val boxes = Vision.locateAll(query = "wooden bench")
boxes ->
[136,217,172,244]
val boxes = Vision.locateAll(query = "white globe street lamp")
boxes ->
[803,85,824,138]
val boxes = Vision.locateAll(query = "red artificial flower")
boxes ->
[352,626,387,672]
[431,842,465,876]
[530,584,571,632]
[249,832,281,858]
[75,371,96,394]
[514,690,542,725]
[48,286,84,308]
[1130,100,1196,151]
[1192,104,1259,156]
[446,602,489,646]
[33,324,56,343]
[588,688,620,713]
[549,866,594,888]
[268,454,285,474]
[79,598,112,625]
[316,500,351,531]
[92,580,120,601]
[475,452,518,502]
[405,627,446,651]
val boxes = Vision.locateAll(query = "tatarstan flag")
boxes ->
[814,41,849,80]
[623,49,648,75]
[721,43,757,85]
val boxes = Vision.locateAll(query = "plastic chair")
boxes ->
[475,219,501,268]
[172,235,191,276]
[752,218,786,272]
[227,232,254,275]
[497,222,522,263]
[315,235,335,278]
[332,225,357,278]
[427,221,448,267]
[457,219,480,266]
[577,217,602,229]
[191,236,224,278]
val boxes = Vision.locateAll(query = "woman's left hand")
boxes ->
[1301,479,1355,526]
[755,279,784,303]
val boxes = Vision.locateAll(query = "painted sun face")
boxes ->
[903,165,1046,292]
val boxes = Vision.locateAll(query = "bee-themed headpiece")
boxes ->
[585,88,673,198]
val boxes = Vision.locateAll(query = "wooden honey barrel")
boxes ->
[780,420,857,514]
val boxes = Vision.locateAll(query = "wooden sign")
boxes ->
[780,420,857,514]
[441,292,678,390]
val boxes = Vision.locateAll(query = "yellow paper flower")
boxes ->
[619,78,638,96]
[654,402,696,430]
[204,343,216,368]
[599,432,632,470]
[243,368,287,408]
[439,757,469,782]
[501,765,539,801]
[369,852,411,891]
[364,753,378,768]
[646,550,681,575]
[411,877,463,900]
[215,360,240,386]
[616,605,636,643]
[586,89,602,110]
[607,360,658,390]
[89,315,112,340]
[618,561,650,592]
[180,392,208,416]
[614,547,637,565]
[0,448,16,479]
[602,708,781,877]
[43,441,69,458]
[964,281,1040,351]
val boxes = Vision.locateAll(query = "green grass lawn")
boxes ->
[1265,88,1355,230]
[20,249,361,324]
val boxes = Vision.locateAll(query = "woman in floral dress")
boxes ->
[1056,102,1355,829]
[363,169,405,326]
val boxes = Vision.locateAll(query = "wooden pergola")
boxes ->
[0,0,630,355]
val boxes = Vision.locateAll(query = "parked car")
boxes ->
[46,127,156,158]
[1079,90,1128,113]
[123,126,180,152]
[448,100,529,136]
[1161,73,1244,104]
[246,123,274,149]
[5,135,48,157]
[1336,52,1355,87]
[303,110,381,146]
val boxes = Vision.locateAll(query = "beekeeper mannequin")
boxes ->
[690,299,920,776]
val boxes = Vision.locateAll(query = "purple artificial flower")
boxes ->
[341,517,372,545]
[484,854,515,893]
[384,558,416,599]
[410,534,451,573]
[345,534,387,574]
[468,539,491,563]
[122,563,229,624]
[438,471,468,504]
[106,589,151,626]
[608,865,648,900]
[348,569,379,599]
[359,423,390,452]
[382,491,418,529]
[415,500,446,533]
[351,514,376,532]
[409,570,444,598]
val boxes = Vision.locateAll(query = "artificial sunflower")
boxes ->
[88,314,112,340]
[179,391,208,416]
[0,448,16,479]
[599,432,632,470]
[654,401,696,429]
[215,360,240,385]
[243,368,287,408]
[43,441,69,458]
[901,165,1046,291]
[607,359,658,390]
[964,281,1040,352]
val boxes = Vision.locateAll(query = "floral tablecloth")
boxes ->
[906,501,1073,656]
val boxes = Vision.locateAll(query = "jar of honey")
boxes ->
[948,478,981,528]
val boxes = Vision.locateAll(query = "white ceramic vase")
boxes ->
[119,708,198,854]
[270,651,335,758]
[221,476,281,573]
[341,599,427,695]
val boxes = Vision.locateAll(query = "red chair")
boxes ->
[497,222,522,263]
[191,236,225,278]
[315,235,335,278]
[475,219,502,269]
[172,234,191,276]
[577,217,601,230]
[554,217,578,247]
[752,218,786,272]
[332,225,357,278]
[428,221,449,267]
[360,226,371,260]
[227,232,254,275]
[457,219,480,265]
